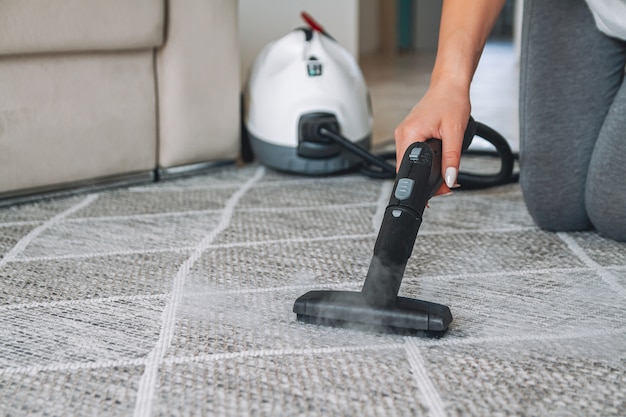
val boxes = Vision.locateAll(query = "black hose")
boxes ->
[456,122,516,189]
[318,121,518,188]
[318,127,396,178]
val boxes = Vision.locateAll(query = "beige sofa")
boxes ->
[0,0,240,204]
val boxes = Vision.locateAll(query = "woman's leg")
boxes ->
[586,77,626,241]
[519,0,625,232]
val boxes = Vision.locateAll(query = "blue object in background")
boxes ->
[397,0,414,51]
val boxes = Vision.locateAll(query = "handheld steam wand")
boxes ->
[293,137,456,336]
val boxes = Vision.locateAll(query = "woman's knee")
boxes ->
[585,80,626,242]
[585,127,626,241]
[520,169,591,232]
[586,184,626,242]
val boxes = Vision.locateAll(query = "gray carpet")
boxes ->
[1,163,625,416]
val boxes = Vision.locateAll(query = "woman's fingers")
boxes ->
[440,119,467,188]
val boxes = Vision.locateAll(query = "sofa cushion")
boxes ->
[0,0,165,56]
[0,51,158,193]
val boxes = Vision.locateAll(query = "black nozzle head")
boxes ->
[293,290,452,337]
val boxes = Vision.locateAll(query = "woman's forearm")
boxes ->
[431,0,507,90]
[394,0,507,192]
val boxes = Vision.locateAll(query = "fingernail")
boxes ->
[445,167,457,189]
[439,191,454,197]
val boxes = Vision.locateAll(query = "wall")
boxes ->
[514,0,523,60]
[238,0,359,80]
[366,0,441,54]
[358,0,379,55]
[414,0,442,51]
[359,0,380,54]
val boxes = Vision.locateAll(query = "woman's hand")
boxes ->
[394,0,506,195]
[394,78,471,196]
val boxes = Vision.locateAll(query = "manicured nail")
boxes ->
[445,167,457,189]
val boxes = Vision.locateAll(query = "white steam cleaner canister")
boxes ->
[243,13,373,175]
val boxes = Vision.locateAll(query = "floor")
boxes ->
[2,162,624,416]
[360,41,520,153]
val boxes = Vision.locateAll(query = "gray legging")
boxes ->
[520,0,626,241]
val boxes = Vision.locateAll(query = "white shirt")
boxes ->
[586,0,626,41]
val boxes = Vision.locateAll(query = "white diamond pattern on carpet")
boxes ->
[1,164,625,416]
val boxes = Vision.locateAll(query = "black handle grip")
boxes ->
[392,139,443,214]
[361,140,443,306]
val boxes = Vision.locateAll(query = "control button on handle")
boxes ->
[394,178,415,200]
[409,147,422,161]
